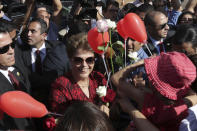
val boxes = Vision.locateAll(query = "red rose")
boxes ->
[43,116,56,131]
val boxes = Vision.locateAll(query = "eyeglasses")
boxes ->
[72,57,95,65]
[0,42,15,54]
[157,23,168,30]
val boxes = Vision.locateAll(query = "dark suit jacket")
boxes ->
[43,43,70,77]
[0,59,34,129]
[142,38,160,57]
[18,40,56,75]
[18,40,62,105]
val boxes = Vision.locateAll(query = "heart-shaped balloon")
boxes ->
[123,13,147,43]
[0,91,48,118]
[117,19,128,39]
[88,27,109,54]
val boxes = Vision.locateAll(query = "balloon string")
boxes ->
[101,54,109,77]
[145,43,153,56]
[124,38,127,67]
[106,72,111,89]
[48,112,64,117]
[102,54,113,89]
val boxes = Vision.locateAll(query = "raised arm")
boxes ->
[119,98,159,131]
[52,0,62,26]
[22,0,36,27]
[185,0,197,13]
[171,0,183,11]
[111,60,145,109]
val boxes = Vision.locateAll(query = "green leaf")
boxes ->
[112,41,124,53]
[97,46,105,51]
[113,41,124,47]
[104,42,109,51]
[115,55,124,66]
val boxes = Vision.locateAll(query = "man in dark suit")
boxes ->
[19,18,60,105]
[143,10,170,56]
[0,22,34,130]
[18,18,64,130]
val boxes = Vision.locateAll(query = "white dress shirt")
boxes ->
[149,36,164,54]
[31,43,46,72]
[0,67,15,84]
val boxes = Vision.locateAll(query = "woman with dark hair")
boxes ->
[55,101,114,131]
[172,24,197,56]
[172,24,197,92]
[176,11,196,26]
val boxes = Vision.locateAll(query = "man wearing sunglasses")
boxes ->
[0,23,34,129]
[143,10,170,56]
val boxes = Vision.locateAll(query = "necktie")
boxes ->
[158,43,164,53]
[35,50,42,74]
[8,71,20,90]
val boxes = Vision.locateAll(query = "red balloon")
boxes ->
[117,19,127,39]
[123,13,147,43]
[88,27,109,54]
[0,91,48,118]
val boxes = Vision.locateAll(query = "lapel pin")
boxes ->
[17,72,20,76]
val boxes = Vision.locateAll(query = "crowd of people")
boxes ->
[0,0,197,130]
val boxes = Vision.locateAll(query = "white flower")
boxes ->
[96,86,107,97]
[96,19,108,32]
[106,19,116,29]
[128,52,139,62]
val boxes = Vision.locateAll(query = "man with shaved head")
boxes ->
[143,10,170,56]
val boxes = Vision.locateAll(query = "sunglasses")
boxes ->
[72,57,95,65]
[157,23,168,30]
[0,42,15,54]
[180,18,193,23]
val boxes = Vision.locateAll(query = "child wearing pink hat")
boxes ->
[111,52,197,131]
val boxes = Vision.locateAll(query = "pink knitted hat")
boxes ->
[144,52,196,100]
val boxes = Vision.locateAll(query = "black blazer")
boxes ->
[43,43,70,77]
[18,40,57,75]
[18,40,62,105]
[0,63,34,130]
[18,40,59,82]
[142,38,159,57]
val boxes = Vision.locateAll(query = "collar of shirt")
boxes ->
[149,36,163,47]
[0,67,15,84]
[31,42,46,55]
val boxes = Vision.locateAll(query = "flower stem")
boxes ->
[124,39,127,67]
[109,29,114,74]
[102,33,109,77]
